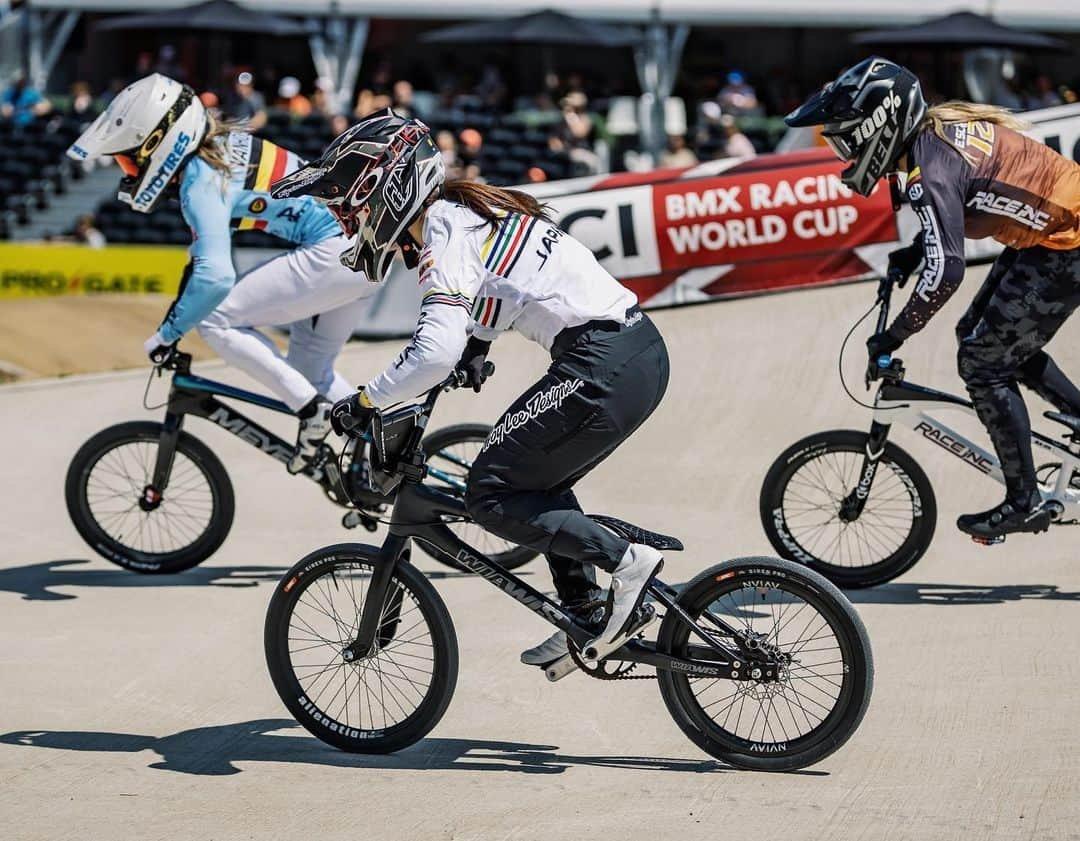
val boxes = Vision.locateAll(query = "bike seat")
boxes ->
[1045,411,1080,438]
[589,514,684,552]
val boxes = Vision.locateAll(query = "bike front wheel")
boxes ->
[265,544,459,753]
[760,430,937,588]
[65,421,234,574]
[657,556,873,771]
[420,423,538,571]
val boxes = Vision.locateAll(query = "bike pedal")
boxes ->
[544,652,580,682]
[971,535,1005,546]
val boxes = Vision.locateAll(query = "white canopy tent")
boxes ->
[27,0,1080,30]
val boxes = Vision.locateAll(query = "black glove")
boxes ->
[886,234,924,288]
[455,336,492,393]
[866,330,904,378]
[330,391,375,437]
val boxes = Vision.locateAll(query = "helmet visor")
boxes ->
[822,130,856,162]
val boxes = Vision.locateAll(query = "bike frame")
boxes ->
[340,381,771,684]
[849,276,1080,521]
[146,354,467,503]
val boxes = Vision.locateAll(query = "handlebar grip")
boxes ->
[876,354,893,367]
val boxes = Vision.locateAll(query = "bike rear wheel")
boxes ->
[420,423,538,571]
[760,430,936,588]
[265,544,458,752]
[657,556,873,771]
[65,421,234,574]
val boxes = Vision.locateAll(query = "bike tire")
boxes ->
[65,421,234,574]
[265,543,458,753]
[657,556,873,771]
[760,429,937,588]
[419,423,538,571]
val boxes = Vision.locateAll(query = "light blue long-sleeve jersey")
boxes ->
[159,132,342,343]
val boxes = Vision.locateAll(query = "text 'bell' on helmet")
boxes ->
[271,107,445,281]
[785,57,926,197]
[67,73,207,213]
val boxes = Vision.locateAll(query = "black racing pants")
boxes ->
[465,311,670,607]
[956,245,1080,505]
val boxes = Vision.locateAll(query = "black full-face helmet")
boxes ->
[271,107,444,281]
[786,57,926,197]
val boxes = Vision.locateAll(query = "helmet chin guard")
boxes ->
[67,74,207,213]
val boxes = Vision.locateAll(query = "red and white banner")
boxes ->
[526,103,1080,308]
[529,149,899,307]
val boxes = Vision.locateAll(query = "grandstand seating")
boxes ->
[0,114,86,239]
[88,107,577,248]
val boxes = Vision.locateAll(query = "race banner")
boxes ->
[526,102,1080,308]
[0,242,189,298]
[530,149,898,307]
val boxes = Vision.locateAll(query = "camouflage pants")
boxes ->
[956,245,1080,504]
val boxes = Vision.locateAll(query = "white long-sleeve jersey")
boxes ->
[363,199,637,408]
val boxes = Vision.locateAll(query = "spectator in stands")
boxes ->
[153,45,186,82]
[1,72,51,127]
[435,129,464,180]
[458,127,484,169]
[353,88,390,120]
[277,76,312,117]
[1030,74,1063,109]
[69,82,95,119]
[227,71,267,130]
[329,113,351,137]
[391,80,415,119]
[718,70,761,116]
[718,115,756,159]
[549,91,599,175]
[74,214,106,249]
[311,77,338,117]
[660,133,698,168]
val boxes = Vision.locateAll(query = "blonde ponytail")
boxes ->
[920,101,1031,163]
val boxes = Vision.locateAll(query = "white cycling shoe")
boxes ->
[584,544,664,662]
[520,631,569,666]
[287,400,332,474]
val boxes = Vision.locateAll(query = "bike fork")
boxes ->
[839,420,891,522]
[344,533,410,661]
[146,411,184,506]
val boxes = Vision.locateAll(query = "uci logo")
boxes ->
[248,197,267,214]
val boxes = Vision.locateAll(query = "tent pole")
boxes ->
[337,17,368,117]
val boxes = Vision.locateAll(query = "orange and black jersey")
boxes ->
[890,123,1080,339]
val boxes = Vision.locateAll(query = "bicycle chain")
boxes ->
[568,644,656,680]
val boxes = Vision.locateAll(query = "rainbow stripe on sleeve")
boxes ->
[481,211,538,278]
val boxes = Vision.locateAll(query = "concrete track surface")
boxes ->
[2,269,1078,841]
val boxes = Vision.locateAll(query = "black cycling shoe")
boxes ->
[957,495,1052,542]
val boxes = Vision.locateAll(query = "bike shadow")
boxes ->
[847,581,1080,605]
[0,719,750,776]
[0,559,291,602]
[0,559,477,602]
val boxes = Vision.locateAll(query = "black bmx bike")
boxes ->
[64,350,536,574]
[264,368,874,771]
[760,272,1080,589]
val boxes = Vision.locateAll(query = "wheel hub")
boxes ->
[138,484,163,512]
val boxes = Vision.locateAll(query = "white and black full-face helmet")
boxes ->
[67,74,207,213]
[271,107,445,281]
[786,57,926,197]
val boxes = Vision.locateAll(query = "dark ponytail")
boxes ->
[441,179,553,233]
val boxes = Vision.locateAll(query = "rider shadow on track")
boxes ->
[0,719,758,776]
[0,559,476,602]
[846,581,1080,605]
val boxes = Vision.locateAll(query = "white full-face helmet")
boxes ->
[67,74,207,213]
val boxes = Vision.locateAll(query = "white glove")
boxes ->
[143,331,175,365]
